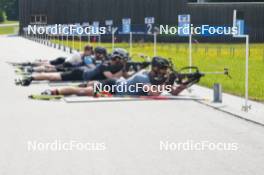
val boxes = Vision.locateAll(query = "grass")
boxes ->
[0,21,19,35]
[52,39,264,101]
[0,20,19,24]
[0,26,18,35]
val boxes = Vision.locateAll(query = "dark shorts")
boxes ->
[49,57,66,66]
[60,69,84,81]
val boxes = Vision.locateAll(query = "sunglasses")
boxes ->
[112,56,122,61]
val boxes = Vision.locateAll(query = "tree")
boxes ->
[0,0,18,21]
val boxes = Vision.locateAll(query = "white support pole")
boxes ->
[112,31,115,51]
[44,31,47,45]
[61,33,64,49]
[129,32,133,56]
[66,33,69,52]
[72,33,75,51]
[189,34,192,73]
[79,35,82,51]
[243,35,250,111]
[154,33,157,57]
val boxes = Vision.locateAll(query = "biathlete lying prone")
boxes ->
[40,57,200,97]
[19,48,137,86]
[17,45,107,73]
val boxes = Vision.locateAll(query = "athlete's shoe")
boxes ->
[41,89,52,95]
[24,67,34,74]
[41,89,59,95]
[20,76,33,86]
[94,91,113,97]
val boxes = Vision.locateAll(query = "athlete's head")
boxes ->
[66,52,82,66]
[149,56,170,85]
[94,47,107,60]
[83,45,93,56]
[110,48,129,65]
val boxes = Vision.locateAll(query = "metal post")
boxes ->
[66,33,69,52]
[61,33,64,50]
[72,33,75,51]
[58,34,61,50]
[88,33,91,44]
[242,35,250,112]
[129,32,132,56]
[53,35,56,48]
[189,34,192,73]
[112,31,115,51]
[213,83,222,103]
[153,33,157,56]
[79,35,82,51]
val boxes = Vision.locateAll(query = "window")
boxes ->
[30,15,47,24]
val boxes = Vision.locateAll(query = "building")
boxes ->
[19,0,264,42]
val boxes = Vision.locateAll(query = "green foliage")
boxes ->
[0,10,7,22]
[0,0,18,20]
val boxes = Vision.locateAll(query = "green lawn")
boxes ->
[52,39,264,101]
[0,21,19,35]
[0,20,19,25]
[0,26,18,35]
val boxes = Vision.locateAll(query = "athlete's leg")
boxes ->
[32,65,57,72]
[32,72,62,81]
[58,86,94,96]
[43,85,94,96]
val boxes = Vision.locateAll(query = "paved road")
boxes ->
[0,23,19,27]
[0,36,264,175]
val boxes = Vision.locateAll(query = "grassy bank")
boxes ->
[0,21,19,35]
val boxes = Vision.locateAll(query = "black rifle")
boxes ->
[166,63,230,87]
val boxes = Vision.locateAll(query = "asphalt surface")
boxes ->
[0,36,264,175]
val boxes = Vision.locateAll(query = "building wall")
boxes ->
[19,0,264,42]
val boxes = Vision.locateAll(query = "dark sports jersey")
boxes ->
[83,63,124,81]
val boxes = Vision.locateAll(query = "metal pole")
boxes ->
[154,33,157,56]
[72,33,75,51]
[62,33,64,50]
[244,35,250,111]
[189,34,192,73]
[129,32,132,56]
[66,33,69,52]
[112,31,115,51]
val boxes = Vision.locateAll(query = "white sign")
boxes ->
[105,20,113,26]
[145,17,155,24]
[122,18,131,25]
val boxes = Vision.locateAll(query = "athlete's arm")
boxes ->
[143,84,163,96]
[103,70,123,79]
[170,84,187,96]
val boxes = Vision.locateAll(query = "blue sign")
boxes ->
[92,21,100,34]
[236,19,245,36]
[145,17,155,34]
[122,18,131,34]
[178,14,191,36]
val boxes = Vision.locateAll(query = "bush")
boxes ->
[0,10,7,23]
